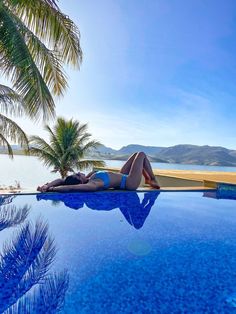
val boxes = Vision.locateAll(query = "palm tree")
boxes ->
[0,0,82,155]
[0,0,82,120]
[30,117,105,178]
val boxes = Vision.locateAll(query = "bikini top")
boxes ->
[93,171,110,189]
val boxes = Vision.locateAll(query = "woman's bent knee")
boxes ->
[137,151,146,158]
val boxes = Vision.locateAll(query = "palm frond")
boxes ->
[76,159,106,171]
[0,205,30,231]
[5,271,69,314]
[33,271,69,313]
[0,133,13,157]
[55,118,81,150]
[76,122,88,136]
[29,145,61,170]
[0,84,24,116]
[0,114,29,152]
[30,135,59,158]
[0,219,56,312]
[6,14,68,96]
[81,140,102,154]
[0,195,15,206]
[44,124,64,156]
[0,4,56,120]
[76,132,93,146]
[6,0,60,10]
[6,0,82,67]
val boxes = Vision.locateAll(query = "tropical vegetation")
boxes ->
[30,117,105,178]
[0,0,82,156]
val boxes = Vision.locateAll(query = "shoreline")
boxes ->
[1,151,236,168]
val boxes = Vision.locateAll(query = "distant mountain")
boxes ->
[92,144,116,155]
[0,145,22,151]
[94,144,236,167]
[117,144,164,156]
[2,143,236,167]
[157,145,236,166]
[90,144,164,156]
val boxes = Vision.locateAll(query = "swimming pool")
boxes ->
[1,190,236,313]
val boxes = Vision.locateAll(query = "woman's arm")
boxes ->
[48,181,98,192]
[37,178,65,192]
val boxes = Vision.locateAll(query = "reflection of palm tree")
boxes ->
[7,271,69,313]
[37,191,160,229]
[0,195,16,206]
[0,218,69,313]
[0,204,30,231]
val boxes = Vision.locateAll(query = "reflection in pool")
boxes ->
[0,198,69,313]
[1,190,236,313]
[37,191,160,229]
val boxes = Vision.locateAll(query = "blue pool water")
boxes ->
[1,190,236,313]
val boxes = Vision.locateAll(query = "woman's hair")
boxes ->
[64,174,82,185]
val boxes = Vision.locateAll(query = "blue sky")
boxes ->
[6,0,236,149]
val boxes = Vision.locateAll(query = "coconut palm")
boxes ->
[0,0,82,156]
[30,117,105,178]
[0,0,82,121]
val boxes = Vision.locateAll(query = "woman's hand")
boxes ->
[37,184,50,192]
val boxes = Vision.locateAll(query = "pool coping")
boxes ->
[0,187,216,196]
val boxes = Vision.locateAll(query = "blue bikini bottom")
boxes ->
[120,174,127,189]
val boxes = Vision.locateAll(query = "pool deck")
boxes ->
[0,168,235,195]
[154,169,236,188]
[94,167,236,190]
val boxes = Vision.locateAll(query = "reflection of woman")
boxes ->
[37,152,160,192]
[37,191,160,229]
[119,192,159,229]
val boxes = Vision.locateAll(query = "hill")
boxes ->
[1,144,236,167]
[157,145,236,166]
[116,144,163,155]
[95,144,236,167]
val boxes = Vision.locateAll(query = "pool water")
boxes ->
[1,191,236,313]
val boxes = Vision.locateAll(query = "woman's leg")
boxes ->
[120,153,153,182]
[120,153,138,174]
[125,152,160,190]
[125,152,146,190]
[143,157,160,188]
